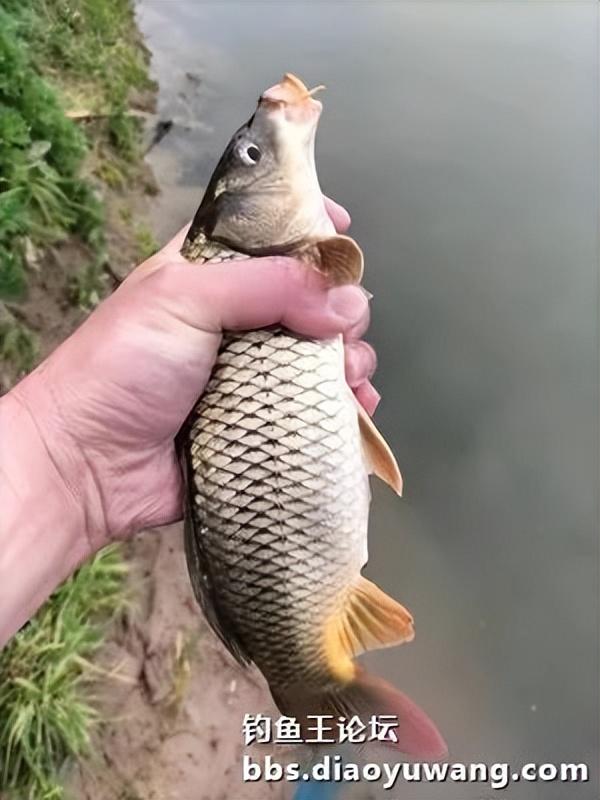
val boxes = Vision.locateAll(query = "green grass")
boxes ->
[134,222,159,261]
[0,0,154,306]
[0,8,94,301]
[68,253,108,310]
[0,1,154,796]
[0,546,127,800]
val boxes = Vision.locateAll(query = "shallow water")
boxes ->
[137,3,598,797]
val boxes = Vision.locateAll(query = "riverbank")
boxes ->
[0,0,160,393]
[0,2,159,797]
[65,530,285,800]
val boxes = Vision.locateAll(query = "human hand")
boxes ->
[8,198,378,550]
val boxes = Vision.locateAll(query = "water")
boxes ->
[137,3,598,798]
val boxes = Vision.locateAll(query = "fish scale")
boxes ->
[184,263,370,689]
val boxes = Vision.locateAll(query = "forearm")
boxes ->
[0,389,93,647]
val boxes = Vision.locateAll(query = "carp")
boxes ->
[181,73,446,759]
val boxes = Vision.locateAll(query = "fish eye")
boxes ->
[239,143,262,166]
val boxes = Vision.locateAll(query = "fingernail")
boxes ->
[356,381,381,415]
[346,340,377,383]
[366,383,381,412]
[360,286,373,301]
[327,285,368,323]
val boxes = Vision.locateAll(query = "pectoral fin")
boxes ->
[324,576,414,683]
[315,234,364,285]
[357,403,403,495]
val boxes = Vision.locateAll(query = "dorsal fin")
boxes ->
[323,577,415,683]
[357,403,403,495]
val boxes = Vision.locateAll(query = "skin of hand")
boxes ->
[0,198,377,643]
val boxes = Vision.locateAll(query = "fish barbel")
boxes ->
[181,73,446,759]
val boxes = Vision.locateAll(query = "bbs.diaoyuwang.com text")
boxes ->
[241,713,589,792]
[243,754,589,791]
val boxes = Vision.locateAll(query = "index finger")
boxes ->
[324,196,351,233]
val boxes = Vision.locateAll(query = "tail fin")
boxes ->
[275,669,447,762]
[351,667,447,760]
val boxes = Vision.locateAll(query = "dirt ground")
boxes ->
[66,527,293,800]
[0,162,157,395]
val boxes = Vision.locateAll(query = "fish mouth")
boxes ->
[260,72,325,123]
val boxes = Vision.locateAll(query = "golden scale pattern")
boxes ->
[184,242,369,691]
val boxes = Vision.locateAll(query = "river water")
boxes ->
[137,3,598,798]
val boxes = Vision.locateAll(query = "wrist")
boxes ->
[0,382,95,646]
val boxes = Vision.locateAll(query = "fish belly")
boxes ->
[186,326,370,689]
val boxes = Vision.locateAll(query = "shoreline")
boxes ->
[65,531,284,800]
[1,2,166,797]
[0,0,160,395]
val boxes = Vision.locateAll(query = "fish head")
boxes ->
[186,73,336,254]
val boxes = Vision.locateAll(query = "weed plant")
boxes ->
[0,546,127,799]
[0,0,153,308]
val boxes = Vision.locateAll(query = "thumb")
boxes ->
[144,256,370,342]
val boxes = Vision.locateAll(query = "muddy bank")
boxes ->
[66,528,288,800]
[0,166,157,395]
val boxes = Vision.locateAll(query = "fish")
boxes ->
[180,73,446,760]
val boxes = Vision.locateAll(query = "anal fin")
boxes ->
[324,576,414,683]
